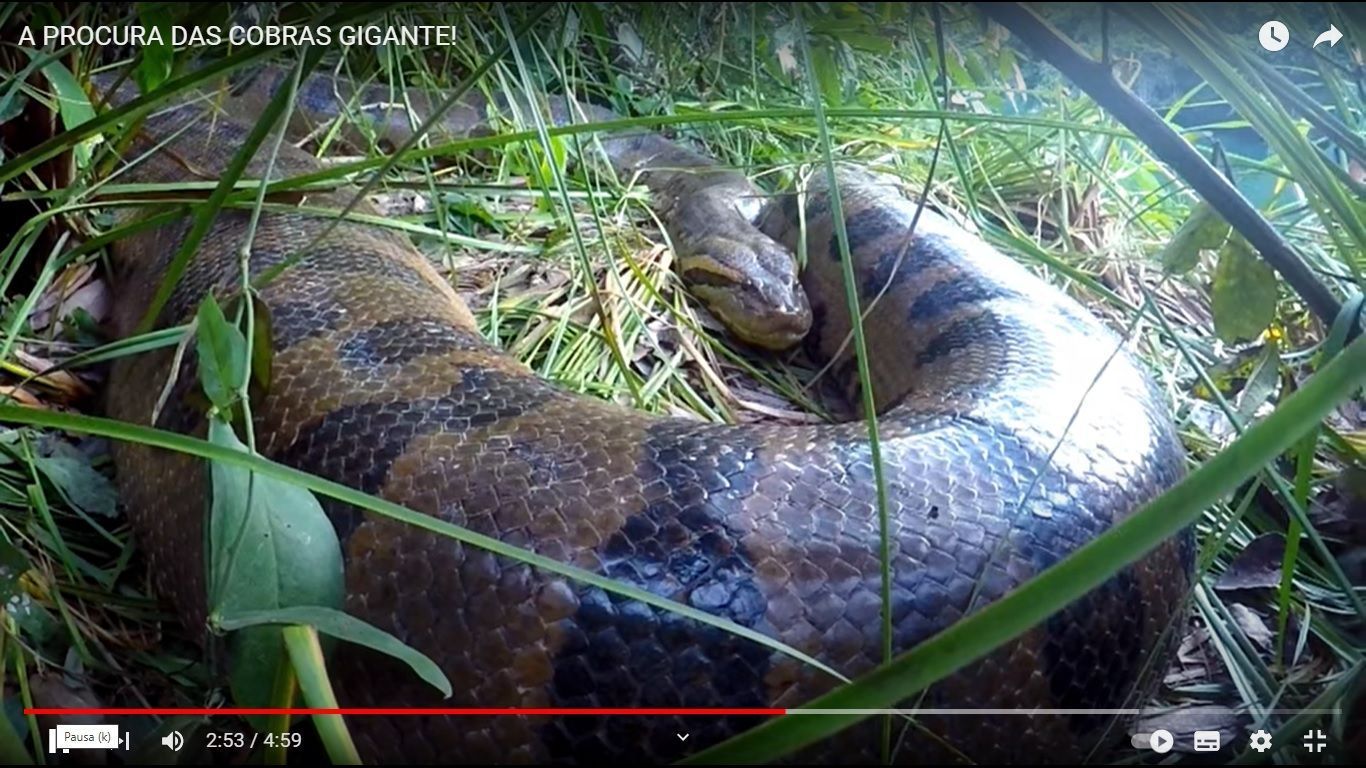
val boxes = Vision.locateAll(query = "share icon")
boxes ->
[1314,24,1344,48]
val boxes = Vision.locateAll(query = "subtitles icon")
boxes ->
[1193,730,1220,752]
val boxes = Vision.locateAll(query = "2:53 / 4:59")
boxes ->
[205,732,303,749]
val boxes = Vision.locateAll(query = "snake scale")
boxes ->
[86,62,1193,764]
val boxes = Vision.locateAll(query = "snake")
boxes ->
[84,62,1193,764]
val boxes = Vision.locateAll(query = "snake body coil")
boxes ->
[93,66,1192,764]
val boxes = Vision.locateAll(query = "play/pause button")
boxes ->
[1149,729,1174,754]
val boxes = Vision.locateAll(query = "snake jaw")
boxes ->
[681,232,812,351]
[731,292,811,350]
[749,270,812,349]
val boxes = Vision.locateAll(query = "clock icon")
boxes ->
[1260,20,1290,52]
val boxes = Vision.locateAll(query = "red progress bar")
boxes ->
[25,707,786,717]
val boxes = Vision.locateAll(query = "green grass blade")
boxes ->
[263,650,298,766]
[219,606,452,698]
[794,8,901,760]
[281,625,360,766]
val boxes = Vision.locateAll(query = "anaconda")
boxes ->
[87,64,1192,764]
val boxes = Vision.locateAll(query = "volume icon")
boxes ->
[161,731,184,752]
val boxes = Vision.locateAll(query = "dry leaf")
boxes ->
[30,263,111,334]
[12,348,94,400]
[776,43,798,76]
[1166,624,1220,687]
[1228,603,1275,652]
[0,386,45,408]
[1216,533,1287,591]
[1311,466,1366,544]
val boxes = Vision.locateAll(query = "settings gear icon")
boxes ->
[1249,729,1273,752]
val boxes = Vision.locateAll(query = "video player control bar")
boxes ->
[29,706,1341,717]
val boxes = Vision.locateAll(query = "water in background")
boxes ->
[1020,2,1362,210]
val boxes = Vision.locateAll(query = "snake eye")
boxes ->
[682,268,736,288]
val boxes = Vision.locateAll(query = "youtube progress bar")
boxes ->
[23,707,1340,716]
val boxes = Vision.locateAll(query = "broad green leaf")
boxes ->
[1161,200,1231,275]
[0,696,33,766]
[1320,293,1365,368]
[228,623,290,713]
[1235,342,1282,424]
[615,22,645,65]
[206,419,344,617]
[0,88,23,124]
[830,31,894,55]
[561,7,581,49]
[0,536,30,603]
[135,3,175,93]
[810,43,843,108]
[32,441,118,518]
[32,57,96,169]
[1211,236,1280,344]
[1192,346,1267,403]
[943,46,973,88]
[535,134,569,202]
[36,58,96,130]
[7,590,57,646]
[206,419,345,707]
[997,47,1020,87]
[195,296,247,415]
[220,606,453,699]
[961,48,990,84]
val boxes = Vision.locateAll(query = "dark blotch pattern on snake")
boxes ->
[88,65,1192,764]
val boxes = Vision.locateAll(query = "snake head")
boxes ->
[680,231,812,351]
